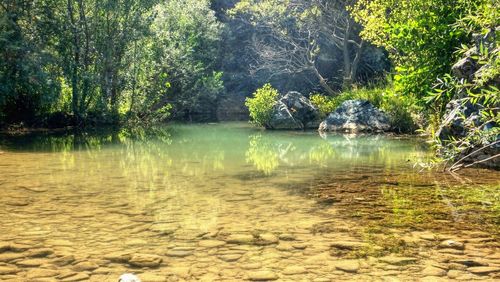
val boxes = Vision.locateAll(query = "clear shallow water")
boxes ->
[0,122,498,281]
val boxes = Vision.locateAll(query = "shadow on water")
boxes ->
[0,126,176,152]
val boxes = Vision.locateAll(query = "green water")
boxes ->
[0,122,498,281]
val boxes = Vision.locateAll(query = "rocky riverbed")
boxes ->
[0,124,498,281]
[1,166,499,281]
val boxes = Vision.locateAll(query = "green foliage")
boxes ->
[310,94,338,119]
[0,1,61,125]
[245,84,279,128]
[0,0,224,127]
[425,0,499,169]
[351,0,473,99]
[126,0,224,121]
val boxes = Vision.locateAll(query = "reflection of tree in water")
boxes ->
[245,134,280,175]
[245,132,429,175]
[0,126,174,152]
[245,133,341,174]
[309,142,336,167]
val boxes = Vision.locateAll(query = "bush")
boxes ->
[245,84,279,128]
[310,94,337,119]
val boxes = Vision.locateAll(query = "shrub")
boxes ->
[310,94,337,118]
[245,84,279,128]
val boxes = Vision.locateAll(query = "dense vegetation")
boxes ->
[1,0,498,167]
[0,0,223,127]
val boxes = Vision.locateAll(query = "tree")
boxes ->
[143,0,224,120]
[230,0,367,95]
[0,0,61,125]
[351,0,474,98]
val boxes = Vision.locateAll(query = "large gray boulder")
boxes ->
[318,100,391,132]
[267,91,320,130]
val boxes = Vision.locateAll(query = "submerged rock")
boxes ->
[438,240,465,250]
[248,270,278,281]
[72,261,99,272]
[256,233,279,245]
[319,100,391,132]
[226,234,254,244]
[468,266,500,275]
[129,254,162,268]
[421,266,447,277]
[334,259,360,273]
[268,91,320,130]
[119,273,142,282]
[282,266,307,275]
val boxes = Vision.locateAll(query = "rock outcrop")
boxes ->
[438,27,499,169]
[451,27,500,86]
[318,100,391,133]
[267,91,320,130]
[436,99,483,140]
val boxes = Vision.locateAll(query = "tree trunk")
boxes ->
[350,40,364,85]
[342,19,353,90]
[67,0,80,123]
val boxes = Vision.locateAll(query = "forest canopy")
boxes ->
[0,0,223,126]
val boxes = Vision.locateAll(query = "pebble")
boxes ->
[72,261,99,271]
[467,266,500,275]
[421,266,447,277]
[218,254,242,262]
[292,243,308,250]
[438,240,465,250]
[129,254,162,268]
[447,270,466,279]
[226,234,254,244]
[16,258,46,267]
[248,270,278,281]
[276,243,295,251]
[103,252,131,263]
[334,259,360,273]
[257,233,279,245]
[166,249,193,257]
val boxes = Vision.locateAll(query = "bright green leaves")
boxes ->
[245,84,279,128]
[351,0,471,98]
